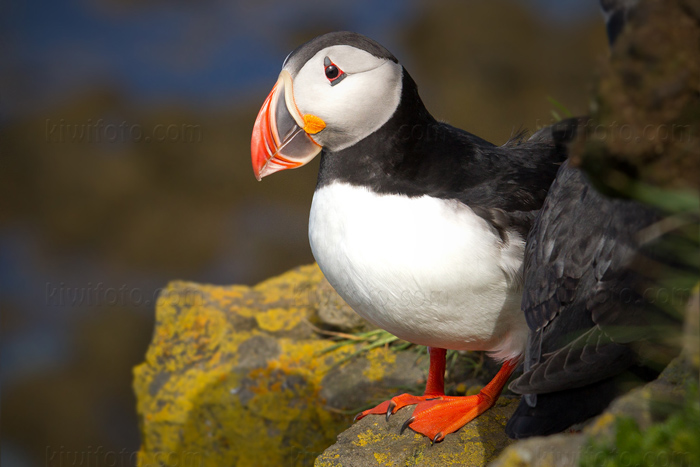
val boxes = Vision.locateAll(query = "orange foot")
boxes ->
[354,348,519,443]
[400,393,496,443]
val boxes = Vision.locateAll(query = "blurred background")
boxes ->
[1,0,607,465]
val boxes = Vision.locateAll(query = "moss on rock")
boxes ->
[133,264,433,466]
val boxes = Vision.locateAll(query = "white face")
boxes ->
[285,45,403,152]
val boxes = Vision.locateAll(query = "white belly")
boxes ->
[308,182,528,361]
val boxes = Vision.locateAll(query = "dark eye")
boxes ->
[323,57,346,86]
[325,65,339,80]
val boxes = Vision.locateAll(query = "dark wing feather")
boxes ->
[510,162,665,397]
[506,161,684,439]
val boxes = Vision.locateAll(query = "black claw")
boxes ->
[431,432,443,445]
[425,397,441,401]
[385,401,396,421]
[400,417,415,435]
[353,412,363,422]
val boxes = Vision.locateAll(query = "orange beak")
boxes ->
[251,70,325,180]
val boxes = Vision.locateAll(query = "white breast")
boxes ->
[308,182,528,361]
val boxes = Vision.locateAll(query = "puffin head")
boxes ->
[251,31,404,180]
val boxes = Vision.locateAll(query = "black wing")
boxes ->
[505,161,682,438]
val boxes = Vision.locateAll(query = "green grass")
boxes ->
[316,328,409,368]
[580,384,700,467]
[317,328,487,382]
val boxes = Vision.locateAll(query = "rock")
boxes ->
[490,356,697,467]
[320,351,426,412]
[489,432,586,467]
[316,397,519,467]
[314,276,372,332]
[133,264,427,467]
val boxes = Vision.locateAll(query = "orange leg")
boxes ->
[355,347,519,443]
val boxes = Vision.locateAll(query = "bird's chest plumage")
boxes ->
[309,181,528,360]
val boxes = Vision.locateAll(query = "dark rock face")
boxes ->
[573,0,700,192]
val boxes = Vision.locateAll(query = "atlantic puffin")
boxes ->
[250,31,579,442]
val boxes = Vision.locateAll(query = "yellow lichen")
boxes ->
[256,307,304,332]
[354,429,385,447]
[374,452,392,466]
[232,306,255,318]
[363,347,397,382]
[588,412,616,436]
[134,265,352,467]
[465,384,483,396]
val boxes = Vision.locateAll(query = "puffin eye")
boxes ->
[325,65,339,79]
[323,57,346,86]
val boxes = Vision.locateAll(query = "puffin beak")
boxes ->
[251,70,326,180]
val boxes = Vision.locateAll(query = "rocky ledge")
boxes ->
[316,397,518,467]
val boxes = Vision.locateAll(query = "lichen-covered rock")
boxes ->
[133,264,427,467]
[315,397,519,467]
